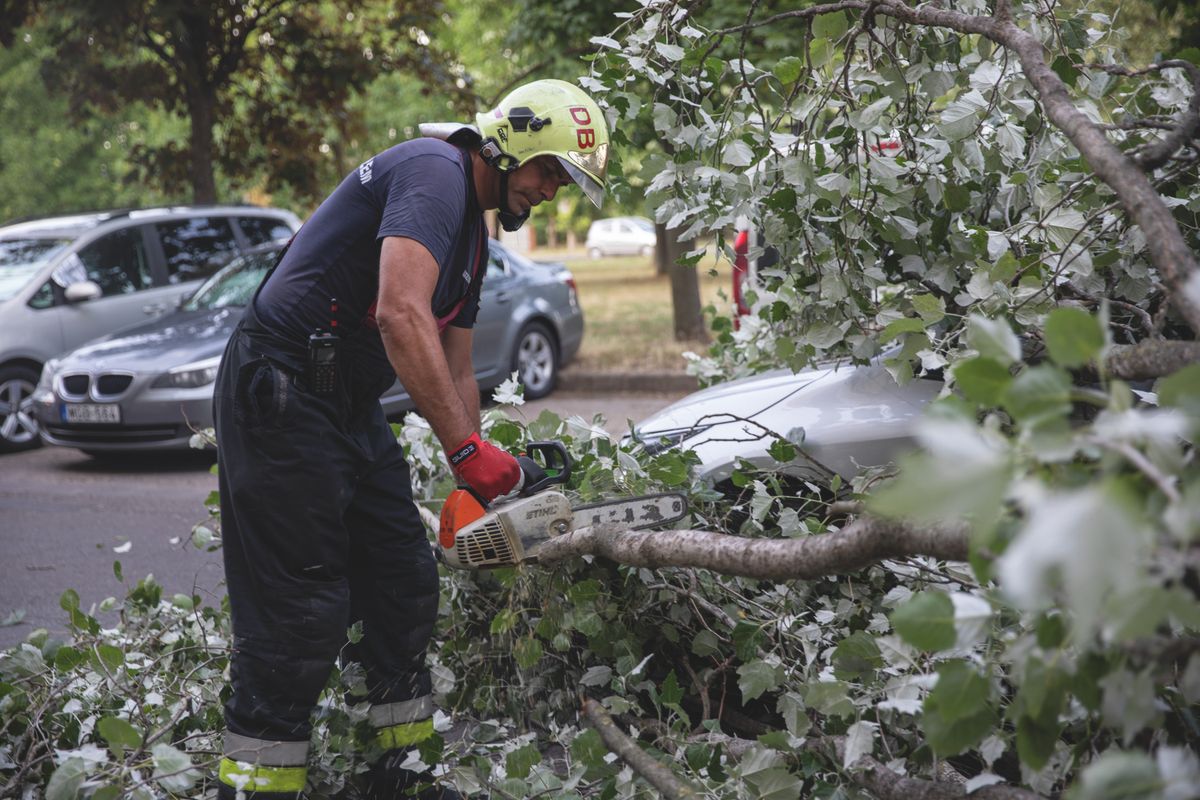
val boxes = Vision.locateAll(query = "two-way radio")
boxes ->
[307,297,340,395]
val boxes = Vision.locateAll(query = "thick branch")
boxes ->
[1105,339,1200,380]
[582,699,702,799]
[532,517,968,580]
[867,0,1200,335]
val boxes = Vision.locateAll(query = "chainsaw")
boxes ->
[437,441,688,569]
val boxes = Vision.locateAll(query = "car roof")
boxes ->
[0,205,292,240]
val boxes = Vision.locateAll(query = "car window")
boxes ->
[486,246,508,280]
[0,238,69,302]
[73,227,152,297]
[157,216,240,284]
[238,216,294,246]
[183,249,277,311]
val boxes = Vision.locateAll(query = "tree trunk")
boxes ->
[662,224,707,342]
[187,86,218,204]
[654,222,670,276]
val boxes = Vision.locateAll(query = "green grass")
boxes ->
[537,249,733,372]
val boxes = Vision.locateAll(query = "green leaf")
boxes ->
[98,716,143,756]
[1044,307,1105,367]
[745,767,804,800]
[880,317,927,343]
[571,728,608,771]
[1016,714,1061,771]
[660,671,684,705]
[46,759,87,800]
[505,743,541,779]
[923,661,996,756]
[513,637,543,669]
[1051,55,1080,87]
[812,11,849,40]
[59,589,80,611]
[54,646,86,672]
[347,620,364,644]
[1156,364,1200,416]
[92,787,122,800]
[944,184,971,212]
[1003,365,1072,421]
[732,622,763,661]
[805,680,855,719]
[832,631,883,680]
[151,743,200,793]
[773,56,804,84]
[954,357,1013,405]
[490,609,518,635]
[1072,750,1160,800]
[691,629,721,657]
[911,294,945,325]
[112,561,123,582]
[891,591,957,651]
[967,315,1021,365]
[738,660,782,701]
[96,644,124,672]
[767,439,796,463]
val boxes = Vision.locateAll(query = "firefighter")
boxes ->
[212,79,609,799]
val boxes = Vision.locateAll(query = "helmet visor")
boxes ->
[557,157,605,208]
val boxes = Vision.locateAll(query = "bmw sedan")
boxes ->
[631,359,944,485]
[33,239,583,454]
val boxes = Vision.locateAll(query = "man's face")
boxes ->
[505,155,574,215]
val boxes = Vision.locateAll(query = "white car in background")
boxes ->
[585,216,656,258]
[632,359,943,485]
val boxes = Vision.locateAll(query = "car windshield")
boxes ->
[0,238,70,302]
[629,218,655,233]
[182,249,276,311]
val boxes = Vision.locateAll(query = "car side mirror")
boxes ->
[64,280,102,304]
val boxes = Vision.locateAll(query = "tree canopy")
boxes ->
[2,0,1200,798]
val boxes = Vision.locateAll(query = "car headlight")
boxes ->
[152,356,221,389]
[36,359,61,392]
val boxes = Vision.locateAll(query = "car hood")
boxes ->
[59,307,243,372]
[636,366,832,433]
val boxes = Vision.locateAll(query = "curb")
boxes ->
[557,371,699,394]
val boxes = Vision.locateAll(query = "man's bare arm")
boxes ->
[441,325,480,433]
[375,236,475,451]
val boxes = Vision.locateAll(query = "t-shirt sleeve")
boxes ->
[376,153,467,270]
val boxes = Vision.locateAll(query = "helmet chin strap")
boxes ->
[497,169,530,232]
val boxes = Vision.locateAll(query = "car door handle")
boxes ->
[495,292,511,303]
[143,303,168,315]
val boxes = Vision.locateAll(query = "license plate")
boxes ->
[63,403,121,424]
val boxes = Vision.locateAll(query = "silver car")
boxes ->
[0,206,301,452]
[632,360,944,484]
[33,239,583,454]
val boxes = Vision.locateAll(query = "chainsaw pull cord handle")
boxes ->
[519,441,571,495]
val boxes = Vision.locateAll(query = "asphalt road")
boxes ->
[0,390,685,650]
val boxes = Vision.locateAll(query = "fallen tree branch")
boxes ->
[689,732,1045,800]
[1089,60,1200,171]
[532,517,968,581]
[1105,339,1200,380]
[581,699,702,799]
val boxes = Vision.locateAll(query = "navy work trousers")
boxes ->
[213,324,438,794]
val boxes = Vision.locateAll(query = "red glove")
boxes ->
[448,433,522,503]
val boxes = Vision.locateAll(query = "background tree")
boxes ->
[0,0,472,206]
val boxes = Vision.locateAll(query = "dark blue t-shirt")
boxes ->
[254,138,485,381]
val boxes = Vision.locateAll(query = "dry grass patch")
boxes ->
[541,250,733,372]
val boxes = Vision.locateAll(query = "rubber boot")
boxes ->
[362,749,463,800]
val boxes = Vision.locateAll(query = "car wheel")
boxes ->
[0,364,42,454]
[639,244,654,257]
[588,247,603,259]
[513,322,558,400]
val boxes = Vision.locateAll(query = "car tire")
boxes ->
[639,244,654,257]
[512,321,558,401]
[588,247,603,259]
[0,364,42,454]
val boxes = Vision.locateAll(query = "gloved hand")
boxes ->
[448,433,522,503]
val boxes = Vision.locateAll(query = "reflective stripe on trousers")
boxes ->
[371,694,436,750]
[218,732,309,794]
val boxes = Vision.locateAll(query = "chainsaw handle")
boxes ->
[519,440,571,495]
